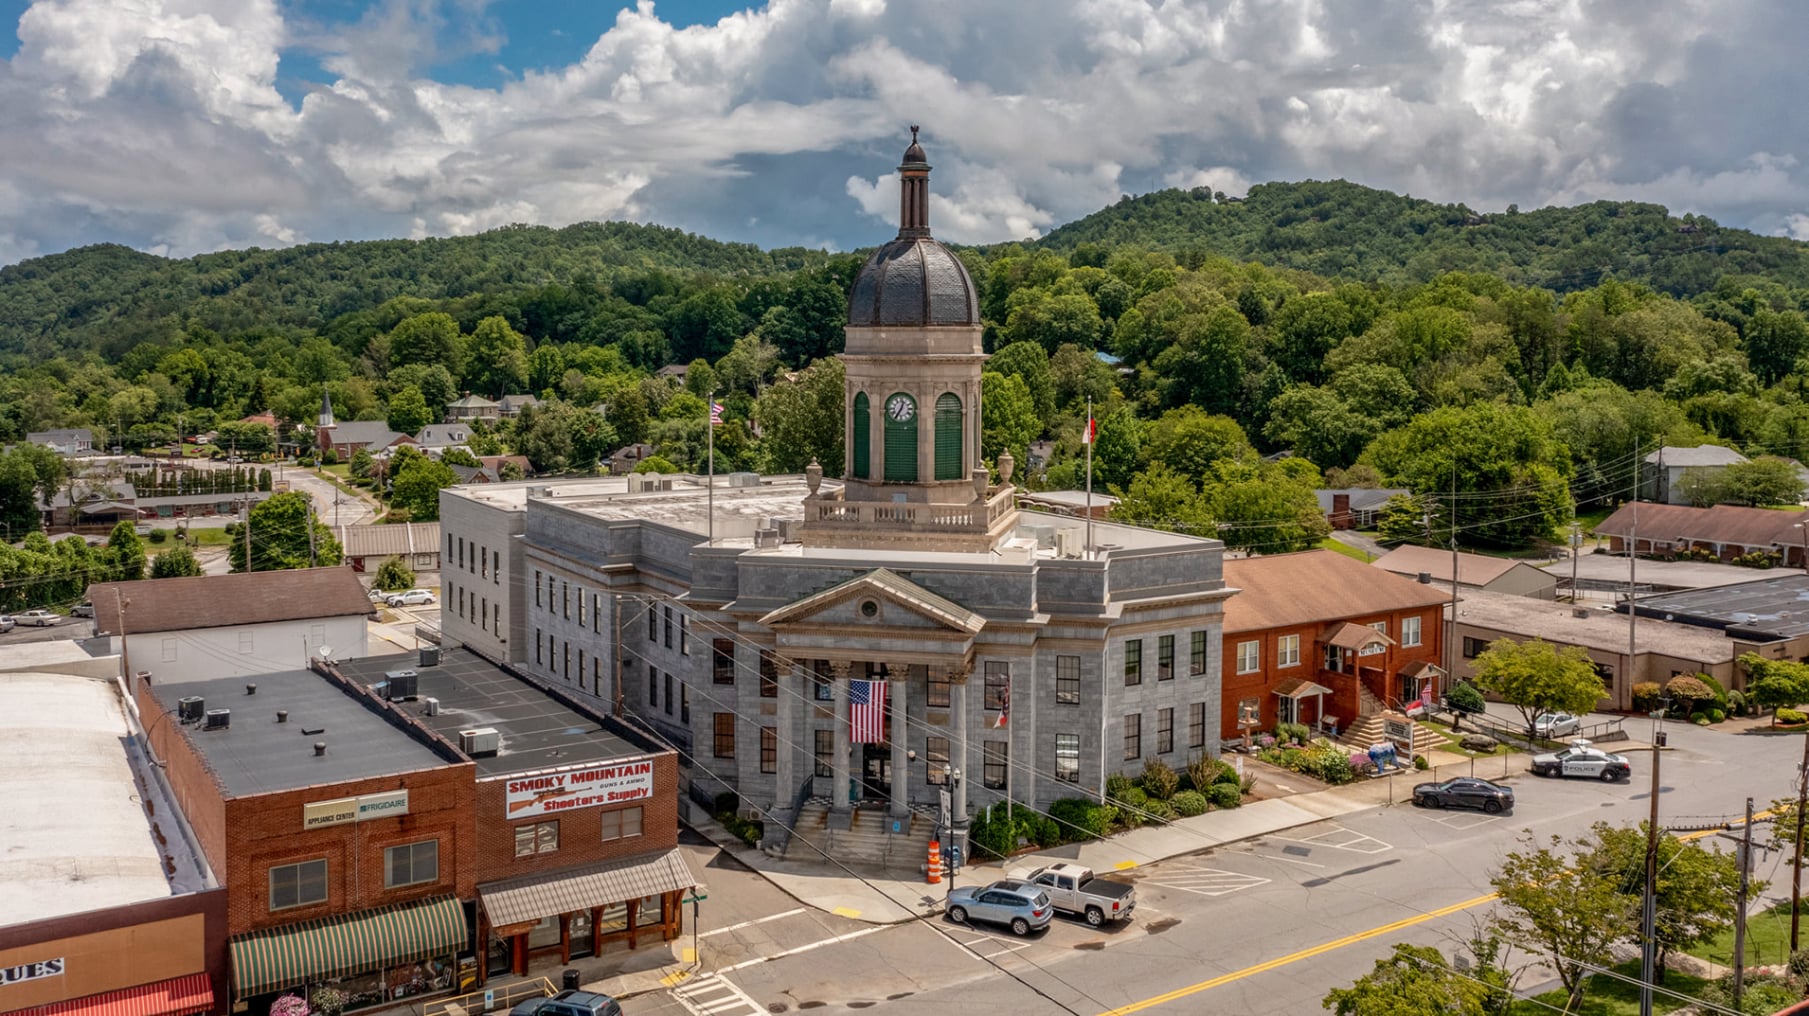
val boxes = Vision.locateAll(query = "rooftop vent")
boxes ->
[276,710,289,723]
[313,742,327,757]
[244,683,257,695]
[1418,572,1433,584]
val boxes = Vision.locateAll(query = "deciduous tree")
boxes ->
[1471,638,1605,736]
[1490,832,1635,1012]
[228,492,342,572]
[149,543,203,579]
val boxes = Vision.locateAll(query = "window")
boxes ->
[458,587,466,618]
[600,806,643,841]
[680,684,689,723]
[1370,620,1387,637]
[713,639,735,684]
[984,661,1009,712]
[647,603,657,642]
[1188,702,1206,748]
[561,581,568,619]
[563,642,570,680]
[1157,707,1174,754]
[1593,662,1615,690]
[1124,639,1143,685]
[1462,637,1487,659]
[648,668,658,709]
[1236,640,1260,674]
[663,606,673,648]
[480,545,487,579]
[813,660,834,701]
[238,630,254,654]
[680,615,689,654]
[1056,655,1080,705]
[459,538,466,571]
[535,629,543,665]
[1361,621,1387,656]
[1157,635,1174,680]
[760,727,777,773]
[1055,733,1080,782]
[1277,634,1300,668]
[578,591,586,628]
[665,673,674,716]
[927,736,949,784]
[927,667,951,708]
[269,859,327,911]
[577,649,585,683]
[814,728,834,777]
[1122,714,1142,761]
[713,713,735,758]
[593,656,601,694]
[1190,631,1208,675]
[384,840,438,889]
[592,593,600,634]
[494,549,500,584]
[760,651,779,698]
[161,637,177,663]
[514,821,559,857]
[983,741,1007,790]
[1402,616,1423,647]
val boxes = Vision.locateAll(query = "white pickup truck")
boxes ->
[1014,863,1136,927]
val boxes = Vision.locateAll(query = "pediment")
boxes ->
[759,568,985,635]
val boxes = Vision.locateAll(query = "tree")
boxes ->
[386,387,433,436]
[1714,457,1805,507]
[989,341,1055,421]
[1663,674,1717,716]
[1144,407,1252,483]
[1490,832,1636,1012]
[349,447,375,480]
[498,460,525,481]
[754,357,844,474]
[633,455,680,474]
[464,316,528,397]
[1092,403,1143,490]
[389,455,457,522]
[980,371,1041,475]
[0,444,66,539]
[1585,821,1739,982]
[1110,463,1208,534]
[387,312,464,375]
[1739,653,1809,722]
[372,556,415,592]
[1323,942,1509,1016]
[1202,460,1330,554]
[1445,682,1486,732]
[515,400,614,474]
[228,492,342,572]
[1470,638,1605,736]
[149,542,203,579]
[104,520,146,582]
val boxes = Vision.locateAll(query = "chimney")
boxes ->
[314,742,327,757]
[1330,493,1354,530]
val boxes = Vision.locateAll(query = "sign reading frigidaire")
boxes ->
[301,789,410,830]
[505,758,654,818]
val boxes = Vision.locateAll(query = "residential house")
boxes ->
[40,479,138,531]
[498,394,541,417]
[1315,488,1410,530]
[1644,444,1748,505]
[87,568,375,681]
[1593,500,1809,567]
[27,428,94,456]
[449,456,532,485]
[335,521,441,573]
[655,364,688,383]
[1373,545,1559,599]
[1220,549,1449,743]
[445,393,501,421]
[415,423,474,455]
[607,443,657,475]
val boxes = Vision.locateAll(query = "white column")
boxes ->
[889,674,909,818]
[774,662,801,814]
[951,665,970,828]
[831,661,852,815]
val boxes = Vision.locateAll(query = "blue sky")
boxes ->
[0,0,1806,265]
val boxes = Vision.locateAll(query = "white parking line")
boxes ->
[1269,825,1393,855]
[700,907,807,938]
[1142,866,1272,897]
[1421,811,1502,830]
[673,972,764,1016]
[715,925,887,973]
[945,927,1035,958]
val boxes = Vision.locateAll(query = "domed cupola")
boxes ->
[846,127,980,328]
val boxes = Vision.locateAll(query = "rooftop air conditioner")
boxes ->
[459,727,500,758]
[383,669,419,701]
[204,709,231,730]
[424,697,441,717]
[1054,529,1081,559]
[178,696,206,723]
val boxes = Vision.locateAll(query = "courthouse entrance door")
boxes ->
[860,743,891,801]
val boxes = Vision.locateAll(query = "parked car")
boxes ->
[0,615,14,633]
[945,880,1053,936]
[71,602,95,618]
[508,989,621,1016]
[1533,712,1582,738]
[385,589,436,607]
[1412,776,1515,814]
[1531,740,1632,781]
[15,609,59,627]
[1013,863,1137,926]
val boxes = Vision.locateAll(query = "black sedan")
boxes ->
[1412,777,1514,814]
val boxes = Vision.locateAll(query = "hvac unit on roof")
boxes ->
[1054,528,1081,559]
[383,669,419,701]
[204,709,232,730]
[459,727,500,757]
[178,696,206,723]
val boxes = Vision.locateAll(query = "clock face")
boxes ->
[887,395,915,422]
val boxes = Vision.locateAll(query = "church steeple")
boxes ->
[317,385,336,430]
[898,125,931,239]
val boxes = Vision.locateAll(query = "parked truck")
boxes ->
[1014,862,1136,926]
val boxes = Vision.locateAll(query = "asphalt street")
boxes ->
[642,718,1804,1016]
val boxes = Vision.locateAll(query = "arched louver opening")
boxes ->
[883,392,918,483]
[934,393,963,480]
[851,392,870,479]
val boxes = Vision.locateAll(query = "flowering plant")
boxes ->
[271,995,310,1016]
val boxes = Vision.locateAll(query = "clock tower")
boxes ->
[800,127,1020,552]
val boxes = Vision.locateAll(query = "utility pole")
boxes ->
[1793,730,1809,951]
[242,502,253,573]
[1447,461,1459,704]
[1639,723,1666,1016]
[1735,796,1754,1009]
[307,502,317,568]
[1630,442,1640,688]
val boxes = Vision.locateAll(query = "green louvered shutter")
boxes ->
[851,392,870,478]
[883,393,918,482]
[934,393,963,480]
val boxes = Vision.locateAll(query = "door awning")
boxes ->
[229,895,467,1000]
[479,848,696,930]
[1272,678,1333,700]
[12,973,212,1016]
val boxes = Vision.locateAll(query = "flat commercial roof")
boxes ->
[333,649,648,777]
[1454,588,1737,662]
[153,669,451,797]
[1634,574,1809,639]
[0,673,189,924]
[1548,554,1776,591]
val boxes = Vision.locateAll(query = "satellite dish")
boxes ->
[317,645,334,660]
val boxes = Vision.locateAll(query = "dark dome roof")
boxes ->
[847,237,979,327]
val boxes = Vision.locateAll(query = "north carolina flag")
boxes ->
[993,680,1010,729]
[1082,417,1096,444]
[709,401,725,426]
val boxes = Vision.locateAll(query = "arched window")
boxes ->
[851,392,870,479]
[882,392,918,483]
[934,393,963,480]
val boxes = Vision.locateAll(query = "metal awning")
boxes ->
[1272,678,1333,700]
[479,848,696,929]
[229,896,467,1000]
[13,974,212,1016]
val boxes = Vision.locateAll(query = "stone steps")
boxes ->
[787,801,935,869]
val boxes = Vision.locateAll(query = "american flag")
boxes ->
[709,401,725,426]
[849,679,887,743]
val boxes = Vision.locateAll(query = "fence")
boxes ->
[423,977,555,1016]
[1456,708,1626,750]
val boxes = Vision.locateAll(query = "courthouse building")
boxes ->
[440,132,1230,861]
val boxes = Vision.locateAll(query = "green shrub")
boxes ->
[1727,688,1747,716]
[1185,754,1235,793]
[1240,771,1257,794]
[1710,708,1726,723]
[1780,708,1809,726]
[1689,711,1707,724]
[1285,722,1311,744]
[1697,672,1730,711]
[1105,773,1136,800]
[147,528,168,544]
[969,803,1050,858]
[1630,681,1663,713]
[1144,799,1176,823]
[714,790,740,816]
[1139,758,1180,801]
[1049,797,1115,840]
[1413,754,1430,771]
[1206,783,1242,809]
[1171,790,1209,817]
[1112,787,1150,829]
[1789,948,1809,979]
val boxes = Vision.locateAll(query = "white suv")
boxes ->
[385,589,436,607]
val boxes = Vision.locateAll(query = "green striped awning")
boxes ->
[230,896,468,1000]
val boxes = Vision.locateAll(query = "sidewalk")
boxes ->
[684,751,1533,929]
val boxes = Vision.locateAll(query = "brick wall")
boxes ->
[473,752,679,882]
[138,677,229,875]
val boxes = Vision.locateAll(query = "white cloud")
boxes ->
[0,0,1807,265]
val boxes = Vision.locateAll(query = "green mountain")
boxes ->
[1033,179,1809,295]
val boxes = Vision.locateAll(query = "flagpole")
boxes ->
[707,389,716,545]
[1085,397,1094,560]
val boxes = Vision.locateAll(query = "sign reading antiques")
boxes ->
[505,759,654,817]
[0,958,64,986]
[302,789,410,830]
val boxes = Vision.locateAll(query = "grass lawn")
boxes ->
[1689,902,1800,969]
[1316,537,1373,562]
[186,528,233,547]
[1513,961,1712,1016]
[1576,505,1616,533]
[1420,718,1513,757]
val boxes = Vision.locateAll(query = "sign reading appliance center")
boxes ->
[505,759,654,818]
[301,789,410,830]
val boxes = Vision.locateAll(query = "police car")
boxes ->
[1530,739,1632,782]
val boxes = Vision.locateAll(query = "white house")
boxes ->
[86,567,375,681]
[1645,444,1748,505]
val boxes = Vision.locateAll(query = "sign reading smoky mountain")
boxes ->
[504,759,655,818]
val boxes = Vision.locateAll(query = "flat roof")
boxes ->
[1546,554,1775,590]
[0,673,199,924]
[333,649,648,777]
[1453,588,1737,662]
[1633,574,1809,638]
[153,669,451,797]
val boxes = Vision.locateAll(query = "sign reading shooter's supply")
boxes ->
[505,759,655,817]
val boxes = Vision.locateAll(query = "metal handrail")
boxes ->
[423,976,557,1016]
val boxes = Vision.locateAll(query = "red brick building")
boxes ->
[1220,550,1449,741]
